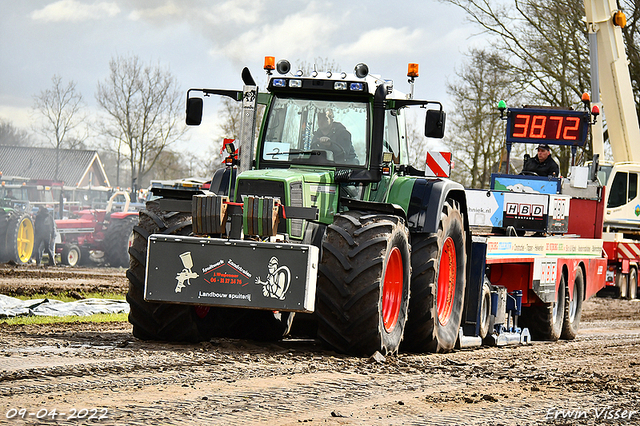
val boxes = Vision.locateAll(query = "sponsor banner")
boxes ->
[465,189,505,228]
[145,235,319,312]
[486,237,603,258]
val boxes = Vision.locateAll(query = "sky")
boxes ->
[0,0,483,157]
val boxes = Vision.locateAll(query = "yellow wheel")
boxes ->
[16,215,34,263]
[4,212,35,264]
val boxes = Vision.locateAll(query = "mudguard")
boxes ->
[404,178,468,234]
[209,167,237,197]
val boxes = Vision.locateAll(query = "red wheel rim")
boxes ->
[382,247,403,333]
[437,237,457,326]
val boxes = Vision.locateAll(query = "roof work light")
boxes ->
[407,63,419,78]
[264,56,275,71]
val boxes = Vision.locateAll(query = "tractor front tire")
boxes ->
[316,211,411,356]
[104,216,137,268]
[61,244,81,267]
[402,199,467,353]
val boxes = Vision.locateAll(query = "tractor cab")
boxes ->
[184,58,447,240]
[255,59,444,178]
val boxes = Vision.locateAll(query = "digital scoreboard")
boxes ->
[506,108,590,146]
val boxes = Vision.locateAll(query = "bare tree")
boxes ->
[95,55,186,191]
[0,119,32,146]
[218,97,243,140]
[446,48,522,188]
[150,150,191,181]
[442,0,592,171]
[196,142,228,178]
[405,115,430,169]
[32,74,87,180]
[212,95,266,168]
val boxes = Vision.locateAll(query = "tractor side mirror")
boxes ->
[186,97,203,126]
[425,109,446,139]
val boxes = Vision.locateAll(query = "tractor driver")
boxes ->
[522,143,560,177]
[311,110,358,164]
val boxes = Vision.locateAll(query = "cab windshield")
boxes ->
[261,97,368,167]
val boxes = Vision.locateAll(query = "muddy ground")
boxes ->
[0,263,639,425]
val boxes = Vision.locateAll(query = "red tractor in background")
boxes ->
[55,191,139,267]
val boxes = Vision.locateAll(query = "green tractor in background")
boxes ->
[0,179,35,264]
[127,59,471,356]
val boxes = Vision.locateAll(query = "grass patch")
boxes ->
[12,292,125,303]
[0,312,128,326]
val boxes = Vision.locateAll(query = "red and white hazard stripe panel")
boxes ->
[425,151,452,178]
[616,242,640,260]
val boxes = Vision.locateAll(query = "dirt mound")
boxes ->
[0,262,128,297]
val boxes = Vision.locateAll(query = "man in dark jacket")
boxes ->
[34,206,56,266]
[311,110,358,164]
[522,143,560,177]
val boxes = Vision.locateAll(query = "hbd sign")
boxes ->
[505,203,545,218]
[503,192,549,232]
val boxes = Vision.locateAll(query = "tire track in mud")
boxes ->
[0,323,639,425]
[0,288,639,425]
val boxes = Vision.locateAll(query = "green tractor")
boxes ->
[127,59,470,355]
[0,180,35,264]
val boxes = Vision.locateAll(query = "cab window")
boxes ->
[262,97,368,167]
[608,172,628,208]
[629,173,638,202]
[384,110,400,163]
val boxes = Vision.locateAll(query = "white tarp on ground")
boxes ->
[0,295,129,318]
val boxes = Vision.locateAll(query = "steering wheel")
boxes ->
[520,171,539,176]
[315,139,346,162]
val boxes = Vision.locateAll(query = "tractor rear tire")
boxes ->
[0,210,10,260]
[316,211,411,356]
[104,216,137,268]
[3,211,34,264]
[561,268,583,340]
[61,244,81,267]
[126,201,288,343]
[402,199,467,353]
[78,248,92,266]
[522,274,566,341]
